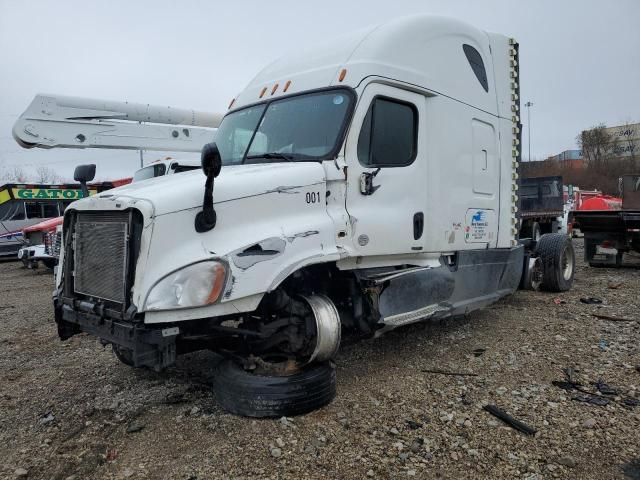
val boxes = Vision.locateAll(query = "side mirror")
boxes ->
[73,164,96,198]
[201,142,222,178]
[74,164,96,183]
[195,143,222,233]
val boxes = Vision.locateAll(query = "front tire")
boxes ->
[536,233,575,292]
[112,345,135,367]
[213,360,336,418]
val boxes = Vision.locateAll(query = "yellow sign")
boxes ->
[12,188,97,201]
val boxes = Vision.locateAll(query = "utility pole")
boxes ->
[525,101,534,161]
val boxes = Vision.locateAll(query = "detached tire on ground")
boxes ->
[213,360,336,418]
[536,233,575,292]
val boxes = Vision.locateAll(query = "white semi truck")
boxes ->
[44,16,573,417]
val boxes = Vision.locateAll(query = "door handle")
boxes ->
[413,212,424,240]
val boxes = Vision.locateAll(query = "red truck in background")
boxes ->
[566,188,622,237]
[572,175,640,267]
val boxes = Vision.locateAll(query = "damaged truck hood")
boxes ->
[95,162,327,216]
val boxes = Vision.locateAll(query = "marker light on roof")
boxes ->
[338,69,347,82]
[271,83,279,95]
[259,87,267,98]
[283,80,291,92]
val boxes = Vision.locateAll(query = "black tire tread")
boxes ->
[213,360,336,418]
[536,233,574,292]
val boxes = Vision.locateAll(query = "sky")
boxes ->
[0,0,639,181]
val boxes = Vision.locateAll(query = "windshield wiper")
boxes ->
[245,152,296,162]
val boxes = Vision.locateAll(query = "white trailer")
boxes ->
[50,15,574,417]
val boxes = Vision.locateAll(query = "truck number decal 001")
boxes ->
[306,192,321,204]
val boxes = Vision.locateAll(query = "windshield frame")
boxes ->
[223,86,357,165]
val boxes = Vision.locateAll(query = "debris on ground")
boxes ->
[482,405,537,435]
[126,422,145,433]
[572,395,610,407]
[593,380,618,396]
[593,313,637,322]
[38,411,55,425]
[580,297,603,304]
[607,278,624,289]
[421,368,478,377]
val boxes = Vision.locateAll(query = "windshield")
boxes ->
[216,88,354,165]
[133,163,166,182]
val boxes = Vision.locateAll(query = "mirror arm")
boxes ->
[195,172,216,233]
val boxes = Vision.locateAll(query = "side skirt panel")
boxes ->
[375,246,523,333]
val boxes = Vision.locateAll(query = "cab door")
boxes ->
[344,84,427,256]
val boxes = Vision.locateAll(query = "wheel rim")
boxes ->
[530,257,543,290]
[561,246,574,280]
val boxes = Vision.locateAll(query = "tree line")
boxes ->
[1,165,63,184]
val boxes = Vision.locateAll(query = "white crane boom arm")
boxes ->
[13,94,223,153]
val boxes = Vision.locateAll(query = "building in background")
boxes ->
[605,123,639,158]
[547,149,584,170]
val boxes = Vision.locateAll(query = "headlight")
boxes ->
[145,261,227,311]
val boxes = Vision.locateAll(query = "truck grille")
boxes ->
[44,230,62,257]
[74,212,131,304]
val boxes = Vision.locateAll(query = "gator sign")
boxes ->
[12,188,97,200]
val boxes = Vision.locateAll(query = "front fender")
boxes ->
[140,180,339,323]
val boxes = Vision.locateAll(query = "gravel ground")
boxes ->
[1,239,639,480]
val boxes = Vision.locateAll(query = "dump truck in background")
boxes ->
[573,174,640,267]
[518,176,565,240]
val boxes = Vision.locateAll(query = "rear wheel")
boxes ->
[536,233,575,292]
[212,359,336,418]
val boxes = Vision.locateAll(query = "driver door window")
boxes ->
[357,97,418,167]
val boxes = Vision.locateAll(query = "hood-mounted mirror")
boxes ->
[195,142,222,233]
[73,164,96,198]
